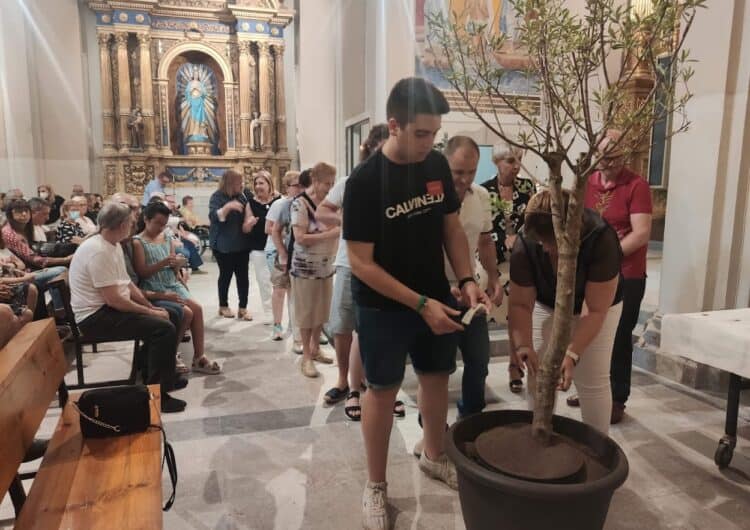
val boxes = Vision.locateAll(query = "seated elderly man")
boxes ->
[68,201,187,413]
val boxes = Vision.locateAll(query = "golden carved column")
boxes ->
[115,32,132,153]
[98,32,116,153]
[273,43,287,153]
[238,41,252,152]
[257,41,273,152]
[137,33,156,153]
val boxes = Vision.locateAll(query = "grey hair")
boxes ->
[491,142,521,163]
[97,202,132,230]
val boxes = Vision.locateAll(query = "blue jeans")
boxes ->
[456,315,490,417]
[32,266,67,310]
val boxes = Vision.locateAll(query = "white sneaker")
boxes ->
[362,481,388,530]
[418,451,458,490]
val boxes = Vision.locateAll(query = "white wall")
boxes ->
[0,0,92,197]
[296,0,341,169]
[659,0,750,313]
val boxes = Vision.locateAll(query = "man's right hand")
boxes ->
[420,298,463,335]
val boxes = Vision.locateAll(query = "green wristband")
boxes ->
[415,295,427,314]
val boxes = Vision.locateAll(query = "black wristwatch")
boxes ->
[458,277,476,290]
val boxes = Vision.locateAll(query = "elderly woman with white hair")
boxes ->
[481,141,536,393]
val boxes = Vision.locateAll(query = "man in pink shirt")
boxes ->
[580,130,653,424]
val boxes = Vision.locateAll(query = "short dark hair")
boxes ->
[386,77,450,127]
[444,135,480,158]
[182,195,193,206]
[143,201,171,220]
[298,169,312,188]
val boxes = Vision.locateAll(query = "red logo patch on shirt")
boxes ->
[426,180,444,197]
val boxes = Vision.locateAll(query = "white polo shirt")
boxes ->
[69,234,132,323]
[444,183,492,284]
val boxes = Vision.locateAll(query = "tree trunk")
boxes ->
[532,168,588,442]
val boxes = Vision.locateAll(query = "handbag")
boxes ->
[73,385,178,510]
[32,241,77,257]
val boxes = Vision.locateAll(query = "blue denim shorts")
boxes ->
[355,299,459,390]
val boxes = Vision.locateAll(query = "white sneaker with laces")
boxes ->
[418,451,458,490]
[362,481,388,530]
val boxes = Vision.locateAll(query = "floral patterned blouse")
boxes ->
[481,176,536,265]
[56,219,85,244]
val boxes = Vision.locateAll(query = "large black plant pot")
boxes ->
[445,410,628,530]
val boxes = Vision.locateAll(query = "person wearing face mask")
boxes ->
[71,196,98,235]
[56,200,86,245]
[37,184,64,224]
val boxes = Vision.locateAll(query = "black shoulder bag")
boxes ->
[74,385,178,511]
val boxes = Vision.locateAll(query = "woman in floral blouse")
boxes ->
[481,142,535,393]
[56,200,86,244]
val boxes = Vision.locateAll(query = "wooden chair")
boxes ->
[14,385,165,529]
[46,279,138,390]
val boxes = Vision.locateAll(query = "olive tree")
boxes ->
[427,0,704,441]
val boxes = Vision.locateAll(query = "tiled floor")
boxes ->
[2,257,748,530]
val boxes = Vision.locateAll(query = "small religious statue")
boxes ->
[250,111,263,151]
[128,107,145,150]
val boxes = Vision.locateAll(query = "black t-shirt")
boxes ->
[343,149,460,310]
[246,195,278,251]
[510,209,623,314]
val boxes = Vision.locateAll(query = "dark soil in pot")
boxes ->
[445,410,629,530]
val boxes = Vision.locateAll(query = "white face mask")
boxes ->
[39,191,49,199]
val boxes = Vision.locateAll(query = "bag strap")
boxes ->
[150,424,178,511]
[72,401,122,433]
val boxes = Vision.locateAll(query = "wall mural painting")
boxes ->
[415,0,537,95]
[176,62,220,155]
[166,166,224,183]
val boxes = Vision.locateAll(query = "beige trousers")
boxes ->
[526,302,623,435]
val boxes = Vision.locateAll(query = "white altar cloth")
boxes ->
[661,309,750,379]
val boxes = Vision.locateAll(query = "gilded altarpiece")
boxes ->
[89,0,293,198]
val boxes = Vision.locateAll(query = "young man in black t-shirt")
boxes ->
[343,77,484,530]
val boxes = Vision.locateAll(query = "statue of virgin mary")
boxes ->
[176,63,219,154]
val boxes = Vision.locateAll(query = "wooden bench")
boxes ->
[0,319,67,506]
[14,384,164,529]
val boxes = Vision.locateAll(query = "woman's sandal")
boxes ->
[344,391,361,421]
[192,355,222,375]
[509,363,524,393]
[393,400,405,418]
[324,386,349,405]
